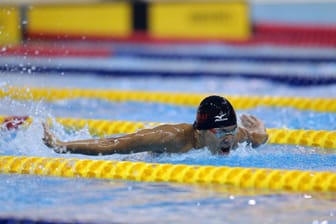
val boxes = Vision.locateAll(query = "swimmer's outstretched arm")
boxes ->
[237,114,268,147]
[42,123,190,155]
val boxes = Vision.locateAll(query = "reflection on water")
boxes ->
[0,175,335,224]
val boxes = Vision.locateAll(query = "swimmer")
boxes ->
[42,95,268,155]
[1,116,29,131]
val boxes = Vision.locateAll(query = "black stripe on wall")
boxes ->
[132,1,148,31]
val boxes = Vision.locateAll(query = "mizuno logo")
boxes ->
[214,113,228,122]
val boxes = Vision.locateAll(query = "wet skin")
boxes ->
[43,114,268,155]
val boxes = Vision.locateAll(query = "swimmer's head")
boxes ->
[194,95,237,154]
[194,95,237,130]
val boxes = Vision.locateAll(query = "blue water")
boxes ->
[1,2,336,221]
[1,97,336,171]
[1,174,335,224]
[0,73,336,223]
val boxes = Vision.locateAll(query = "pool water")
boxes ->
[2,174,334,224]
[2,0,336,222]
[0,70,336,223]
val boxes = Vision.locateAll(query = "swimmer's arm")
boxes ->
[48,137,137,155]
[43,124,156,155]
[237,114,268,148]
[43,123,182,155]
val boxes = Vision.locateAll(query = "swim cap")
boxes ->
[194,95,237,130]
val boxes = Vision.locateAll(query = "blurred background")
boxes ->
[1,0,336,48]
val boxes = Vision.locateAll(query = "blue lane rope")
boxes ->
[115,51,336,64]
[0,217,95,224]
[1,65,335,86]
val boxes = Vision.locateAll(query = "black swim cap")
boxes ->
[194,95,237,130]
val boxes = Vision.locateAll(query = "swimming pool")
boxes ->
[2,0,336,222]
[0,42,336,223]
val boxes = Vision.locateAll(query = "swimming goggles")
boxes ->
[209,127,238,139]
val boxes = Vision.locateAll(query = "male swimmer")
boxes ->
[1,116,29,131]
[43,95,268,155]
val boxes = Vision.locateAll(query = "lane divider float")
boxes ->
[0,155,335,192]
[1,86,335,112]
[1,116,335,149]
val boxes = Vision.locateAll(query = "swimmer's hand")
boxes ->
[240,114,268,147]
[42,123,67,153]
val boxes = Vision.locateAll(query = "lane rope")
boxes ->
[1,116,335,149]
[53,117,336,150]
[2,44,336,63]
[0,155,335,192]
[115,50,336,64]
[1,86,336,112]
[1,65,336,86]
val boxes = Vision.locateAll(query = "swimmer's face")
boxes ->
[205,125,238,154]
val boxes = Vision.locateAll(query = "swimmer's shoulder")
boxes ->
[154,123,194,132]
[151,123,195,142]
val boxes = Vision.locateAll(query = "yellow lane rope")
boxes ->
[1,116,335,149]
[1,86,335,112]
[0,156,335,192]
[54,117,336,150]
